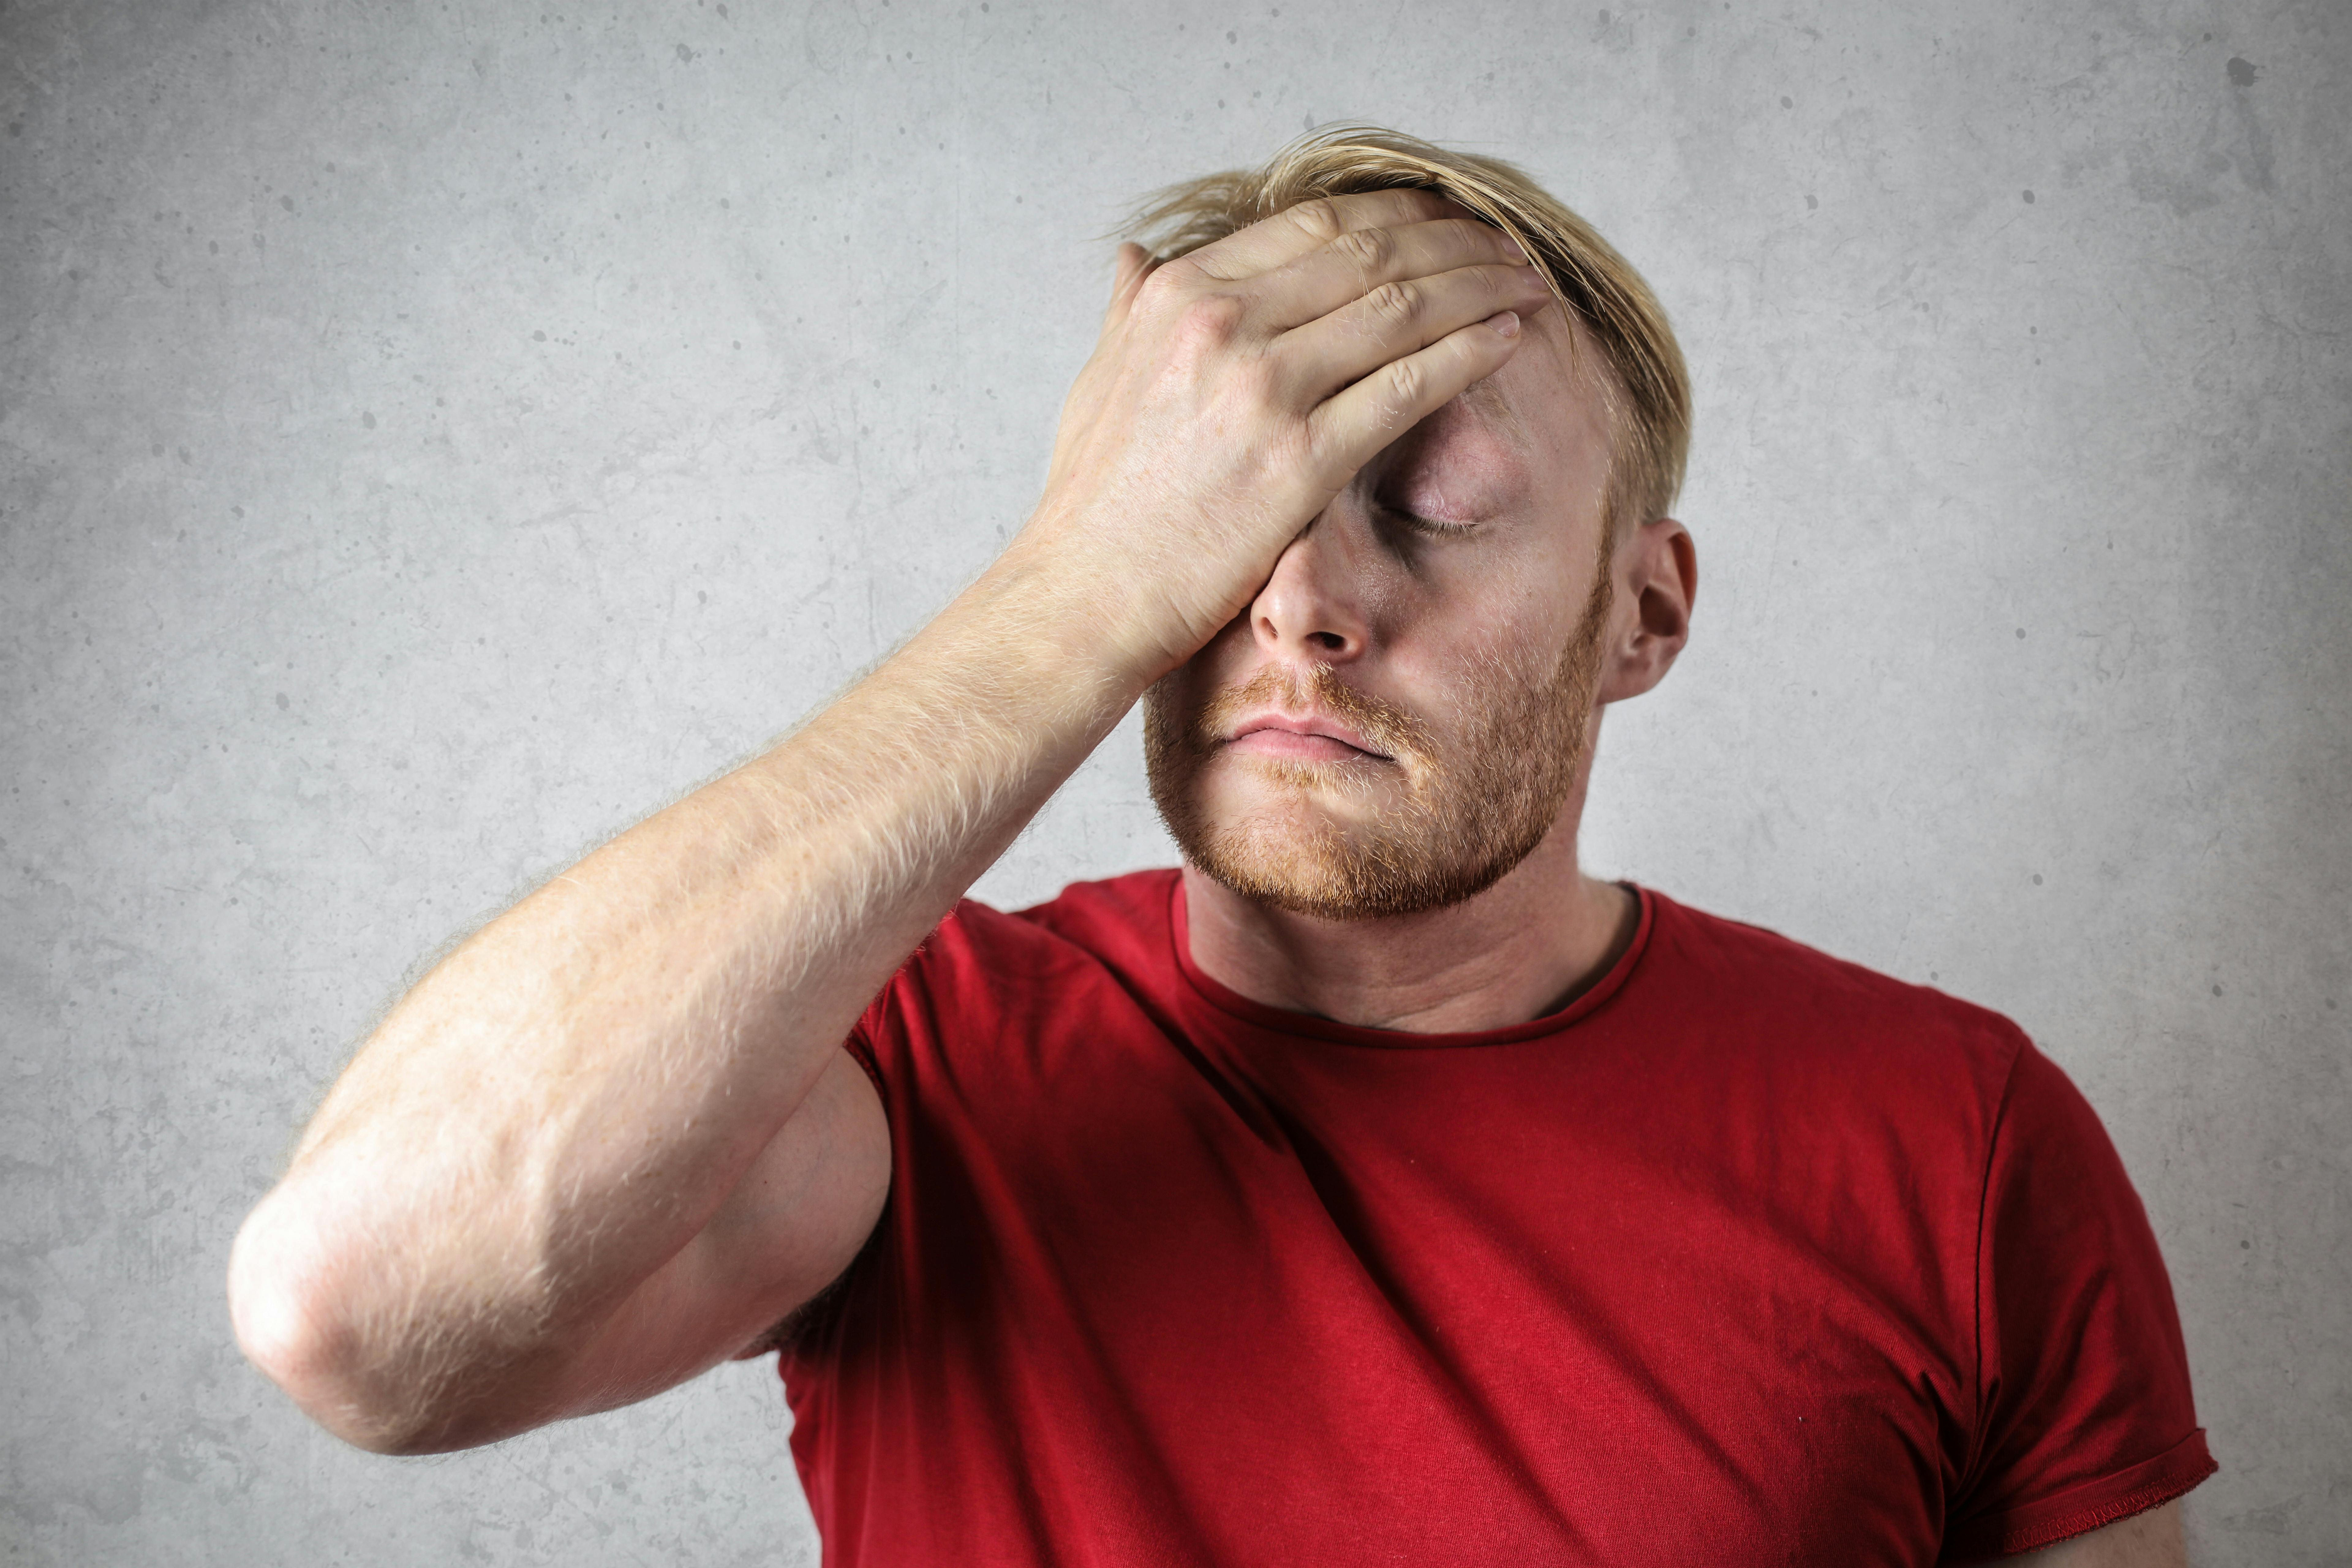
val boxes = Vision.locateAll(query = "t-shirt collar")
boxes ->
[1165,871,1656,1048]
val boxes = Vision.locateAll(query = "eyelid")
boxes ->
[1382,504,1479,538]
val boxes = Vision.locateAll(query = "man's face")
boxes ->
[1145,305,1622,920]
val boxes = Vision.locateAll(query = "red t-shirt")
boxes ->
[780,871,2213,1565]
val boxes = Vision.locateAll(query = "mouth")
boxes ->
[1223,711,1395,763]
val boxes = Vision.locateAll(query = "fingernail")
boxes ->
[1488,311,1521,338]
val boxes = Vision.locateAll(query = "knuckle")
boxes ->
[1364,279,1424,328]
[1173,292,1248,349]
[1330,225,1395,276]
[1382,355,1429,412]
[1287,198,1344,245]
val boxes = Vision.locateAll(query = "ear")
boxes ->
[1596,517,1697,705]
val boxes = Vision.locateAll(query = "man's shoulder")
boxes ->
[1641,886,2032,1081]
[856,870,1187,1080]
[914,867,1182,982]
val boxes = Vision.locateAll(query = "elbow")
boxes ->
[226,1189,442,1455]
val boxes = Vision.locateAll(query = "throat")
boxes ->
[1181,855,1636,1035]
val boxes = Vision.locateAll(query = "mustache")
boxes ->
[1192,662,1435,762]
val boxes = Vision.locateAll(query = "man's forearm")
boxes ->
[227,550,1140,1446]
[231,192,1548,1450]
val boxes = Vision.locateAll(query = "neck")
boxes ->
[1180,756,1638,1035]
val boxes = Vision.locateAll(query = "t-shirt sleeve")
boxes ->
[1940,1039,2216,1560]
[842,916,952,1098]
[842,979,895,1095]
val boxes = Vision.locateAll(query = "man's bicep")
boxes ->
[1997,1501,2185,1567]
[555,1048,891,1415]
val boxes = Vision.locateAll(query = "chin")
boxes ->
[1145,681,1555,921]
[1164,761,1532,924]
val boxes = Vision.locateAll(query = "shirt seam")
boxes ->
[1962,1029,2031,1498]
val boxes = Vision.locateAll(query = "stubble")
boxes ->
[1144,541,1616,921]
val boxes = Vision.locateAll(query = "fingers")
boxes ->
[1275,257,1554,404]
[1306,312,1526,486]
[1181,188,1458,281]
[1254,215,1541,341]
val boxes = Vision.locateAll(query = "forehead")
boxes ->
[1403,306,1614,494]
[1401,199,1615,457]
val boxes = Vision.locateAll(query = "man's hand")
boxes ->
[1018,189,1553,681]
[226,189,1539,1454]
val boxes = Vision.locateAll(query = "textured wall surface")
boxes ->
[3,0,2346,1562]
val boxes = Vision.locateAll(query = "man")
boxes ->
[228,129,2213,1563]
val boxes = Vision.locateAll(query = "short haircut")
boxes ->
[1123,126,1691,539]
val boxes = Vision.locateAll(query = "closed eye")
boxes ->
[1381,504,1479,540]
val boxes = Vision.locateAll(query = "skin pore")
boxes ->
[1157,301,1694,1034]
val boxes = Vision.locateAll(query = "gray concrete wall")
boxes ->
[3,0,2344,1561]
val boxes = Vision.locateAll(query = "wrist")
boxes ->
[966,527,1191,699]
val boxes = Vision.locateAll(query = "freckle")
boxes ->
[2022,189,2035,204]
[361,411,376,429]
[2015,627,2026,639]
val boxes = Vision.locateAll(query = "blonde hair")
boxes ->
[1123,126,1691,538]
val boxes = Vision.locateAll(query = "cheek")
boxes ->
[1390,560,1579,692]
[1148,620,1256,739]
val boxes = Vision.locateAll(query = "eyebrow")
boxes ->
[1456,376,1528,443]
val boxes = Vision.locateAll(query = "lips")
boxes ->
[1225,711,1394,762]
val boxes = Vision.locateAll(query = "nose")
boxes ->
[1250,510,1370,664]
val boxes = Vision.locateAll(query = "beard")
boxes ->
[1145,545,1615,922]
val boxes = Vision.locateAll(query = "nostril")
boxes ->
[1306,631,1348,652]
